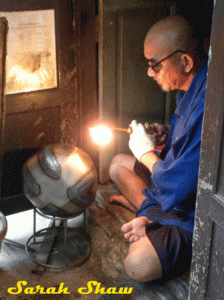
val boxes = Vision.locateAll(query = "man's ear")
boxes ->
[181,53,194,73]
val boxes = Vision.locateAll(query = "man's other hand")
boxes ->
[121,216,153,243]
[146,123,170,146]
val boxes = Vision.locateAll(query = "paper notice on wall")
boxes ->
[0,10,57,94]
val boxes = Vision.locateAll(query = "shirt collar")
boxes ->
[175,58,208,117]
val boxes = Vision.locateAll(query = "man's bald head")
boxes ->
[145,15,198,56]
[143,15,206,92]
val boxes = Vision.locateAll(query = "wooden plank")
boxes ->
[0,17,7,202]
[74,0,98,167]
[188,0,224,298]
[0,17,7,153]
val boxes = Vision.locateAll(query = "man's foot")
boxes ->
[109,194,137,213]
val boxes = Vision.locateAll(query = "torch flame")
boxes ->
[90,125,113,146]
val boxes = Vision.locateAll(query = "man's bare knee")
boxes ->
[124,255,162,282]
[109,154,122,181]
[109,154,135,181]
[124,239,163,282]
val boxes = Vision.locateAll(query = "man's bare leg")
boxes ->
[109,195,136,213]
[124,235,163,282]
[109,154,149,212]
[110,157,162,281]
[119,207,162,281]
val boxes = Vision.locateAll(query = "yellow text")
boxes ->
[8,281,70,295]
[78,281,133,295]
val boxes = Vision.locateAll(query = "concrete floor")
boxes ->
[0,183,190,300]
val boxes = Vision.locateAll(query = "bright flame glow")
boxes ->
[90,125,113,146]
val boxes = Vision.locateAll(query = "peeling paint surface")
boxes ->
[198,179,213,192]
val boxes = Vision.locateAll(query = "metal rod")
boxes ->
[113,122,150,134]
[113,127,128,132]
[113,127,132,134]
[34,208,36,244]
[64,219,69,264]
[4,239,36,252]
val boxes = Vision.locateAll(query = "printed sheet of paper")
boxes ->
[0,10,57,94]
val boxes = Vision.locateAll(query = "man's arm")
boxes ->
[140,151,162,173]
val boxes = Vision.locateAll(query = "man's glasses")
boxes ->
[145,50,186,73]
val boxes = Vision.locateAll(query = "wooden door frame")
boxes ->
[74,0,99,168]
[188,0,224,298]
[0,17,7,200]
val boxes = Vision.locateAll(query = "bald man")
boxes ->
[109,15,208,281]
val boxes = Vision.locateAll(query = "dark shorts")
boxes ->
[134,159,193,279]
[146,222,192,279]
[134,159,152,186]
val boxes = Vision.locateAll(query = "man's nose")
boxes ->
[147,67,155,77]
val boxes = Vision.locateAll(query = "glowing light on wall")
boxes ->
[89,125,113,146]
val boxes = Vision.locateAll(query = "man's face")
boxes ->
[144,43,185,92]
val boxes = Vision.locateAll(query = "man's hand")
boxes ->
[129,120,156,161]
[146,123,170,146]
[121,216,153,243]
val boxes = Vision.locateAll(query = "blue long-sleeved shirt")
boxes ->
[136,59,208,232]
